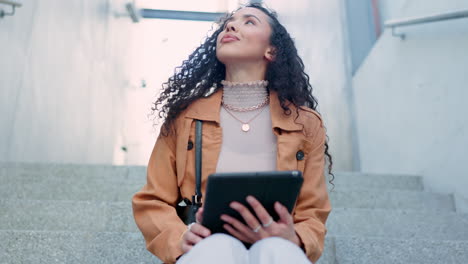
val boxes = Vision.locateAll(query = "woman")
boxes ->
[132,3,333,264]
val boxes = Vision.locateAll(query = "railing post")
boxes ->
[391,27,406,40]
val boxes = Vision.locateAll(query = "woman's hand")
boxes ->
[180,207,211,253]
[220,196,302,246]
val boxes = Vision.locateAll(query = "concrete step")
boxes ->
[332,172,423,191]
[0,188,455,234]
[330,189,455,212]
[2,199,468,241]
[2,162,463,263]
[1,163,424,192]
[319,236,468,264]
[1,230,467,264]
[0,183,449,212]
[0,230,160,264]
[0,179,141,201]
[327,208,468,240]
[1,163,425,202]
[0,162,144,201]
[0,199,137,232]
[2,184,452,213]
[0,162,145,183]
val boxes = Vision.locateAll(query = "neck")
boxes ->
[222,79,269,111]
[224,61,267,82]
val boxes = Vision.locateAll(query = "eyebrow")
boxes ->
[225,14,262,24]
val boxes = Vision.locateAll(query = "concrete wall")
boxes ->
[0,0,135,164]
[265,0,357,171]
[354,0,468,212]
[345,0,378,75]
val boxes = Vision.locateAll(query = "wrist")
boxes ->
[179,227,190,251]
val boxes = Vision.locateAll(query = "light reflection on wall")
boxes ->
[115,19,215,165]
[136,0,242,13]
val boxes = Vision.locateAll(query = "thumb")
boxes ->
[196,207,204,223]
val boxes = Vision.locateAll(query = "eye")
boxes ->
[245,20,255,25]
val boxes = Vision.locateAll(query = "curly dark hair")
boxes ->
[150,3,334,186]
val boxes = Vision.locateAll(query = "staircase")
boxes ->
[1,162,467,263]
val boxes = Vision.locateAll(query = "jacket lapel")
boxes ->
[184,88,304,132]
[269,91,304,132]
[185,89,223,123]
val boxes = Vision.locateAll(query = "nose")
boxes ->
[225,21,237,32]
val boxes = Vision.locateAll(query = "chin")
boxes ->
[216,50,241,64]
[217,51,259,65]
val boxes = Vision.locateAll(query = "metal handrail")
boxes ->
[0,0,22,7]
[140,9,226,22]
[384,9,468,39]
[0,0,22,18]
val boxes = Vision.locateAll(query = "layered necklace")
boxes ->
[221,80,269,132]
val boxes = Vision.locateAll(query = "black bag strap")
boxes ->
[192,120,203,205]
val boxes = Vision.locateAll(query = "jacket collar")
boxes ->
[185,89,303,132]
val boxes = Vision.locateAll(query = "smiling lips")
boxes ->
[221,34,240,43]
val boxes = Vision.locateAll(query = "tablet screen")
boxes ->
[201,170,303,234]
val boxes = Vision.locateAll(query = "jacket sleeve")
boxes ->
[293,122,332,263]
[132,131,186,264]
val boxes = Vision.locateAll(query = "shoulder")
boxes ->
[294,105,325,137]
[158,111,187,141]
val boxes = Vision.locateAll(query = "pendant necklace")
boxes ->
[222,104,268,132]
[220,80,269,132]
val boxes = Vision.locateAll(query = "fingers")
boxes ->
[185,230,203,245]
[275,202,293,226]
[181,241,192,253]
[190,223,211,238]
[223,222,251,242]
[246,195,274,227]
[181,223,211,253]
[220,213,255,235]
[229,201,263,233]
[220,214,255,243]
[181,231,199,253]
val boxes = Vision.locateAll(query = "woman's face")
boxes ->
[216,7,274,65]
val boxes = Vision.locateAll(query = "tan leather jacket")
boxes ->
[132,89,331,263]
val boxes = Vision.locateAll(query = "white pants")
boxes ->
[176,233,312,264]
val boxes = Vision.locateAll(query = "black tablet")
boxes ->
[201,170,303,234]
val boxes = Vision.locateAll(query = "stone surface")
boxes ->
[2,231,467,264]
[0,199,137,232]
[2,199,468,241]
[327,208,468,240]
[0,180,141,201]
[1,163,426,203]
[331,172,423,191]
[333,236,468,264]
[330,189,455,211]
[0,230,160,264]
[1,163,467,263]
[0,162,144,182]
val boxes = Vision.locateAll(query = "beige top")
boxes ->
[216,80,277,172]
